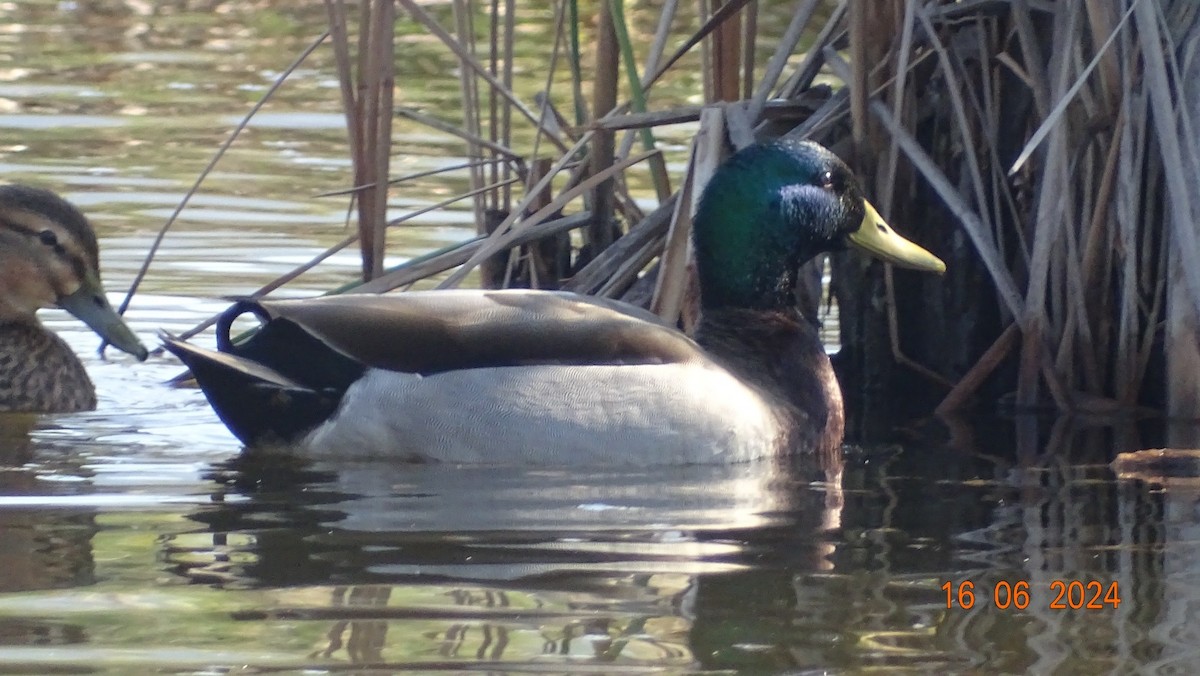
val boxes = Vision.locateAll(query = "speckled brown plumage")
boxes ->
[0,320,96,412]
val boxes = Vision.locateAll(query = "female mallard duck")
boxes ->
[164,140,944,464]
[0,185,148,412]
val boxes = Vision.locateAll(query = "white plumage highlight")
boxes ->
[302,362,783,465]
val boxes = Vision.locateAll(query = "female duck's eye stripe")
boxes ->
[1,220,68,254]
[0,219,34,237]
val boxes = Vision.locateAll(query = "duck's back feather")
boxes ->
[236,289,704,376]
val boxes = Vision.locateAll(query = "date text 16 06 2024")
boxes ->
[940,580,1120,610]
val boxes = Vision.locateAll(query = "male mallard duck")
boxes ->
[164,140,944,464]
[0,185,148,412]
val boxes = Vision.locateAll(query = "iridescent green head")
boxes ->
[692,139,945,310]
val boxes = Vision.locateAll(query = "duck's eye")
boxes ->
[38,229,66,255]
[819,170,843,192]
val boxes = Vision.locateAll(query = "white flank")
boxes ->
[300,362,782,464]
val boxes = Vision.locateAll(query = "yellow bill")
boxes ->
[847,199,946,274]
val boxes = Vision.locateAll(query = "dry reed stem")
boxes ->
[496,0,517,209]
[594,99,822,134]
[885,265,955,389]
[725,102,755,149]
[369,0,398,278]
[647,151,693,316]
[708,0,743,102]
[651,107,723,322]
[590,0,620,251]
[325,2,358,149]
[116,30,330,326]
[639,0,754,98]
[847,0,868,150]
[1139,0,1200,418]
[572,0,749,151]
[778,0,845,98]
[397,0,568,152]
[565,195,677,295]
[606,0,673,202]
[394,108,525,163]
[875,2,943,389]
[1138,0,1200,312]
[1010,0,1050,118]
[596,232,669,298]
[437,150,660,289]
[315,159,507,198]
[936,323,1020,414]
[436,127,597,280]
[615,0,679,164]
[804,0,1199,413]
[177,176,524,341]
[914,5,990,235]
[698,0,711,103]
[325,0,394,281]
[1017,5,1078,407]
[744,0,820,123]
[877,0,915,213]
[354,212,593,295]
[385,177,523,228]
[529,6,574,169]
[1008,1,1139,175]
[452,0,485,230]
[740,0,756,100]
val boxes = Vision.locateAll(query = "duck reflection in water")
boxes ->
[176,452,844,670]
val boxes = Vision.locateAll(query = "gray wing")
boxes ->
[250,289,708,374]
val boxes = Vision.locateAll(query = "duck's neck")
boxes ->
[694,306,844,452]
[695,246,822,311]
[0,320,96,412]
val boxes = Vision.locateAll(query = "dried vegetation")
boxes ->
[139,0,1200,417]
